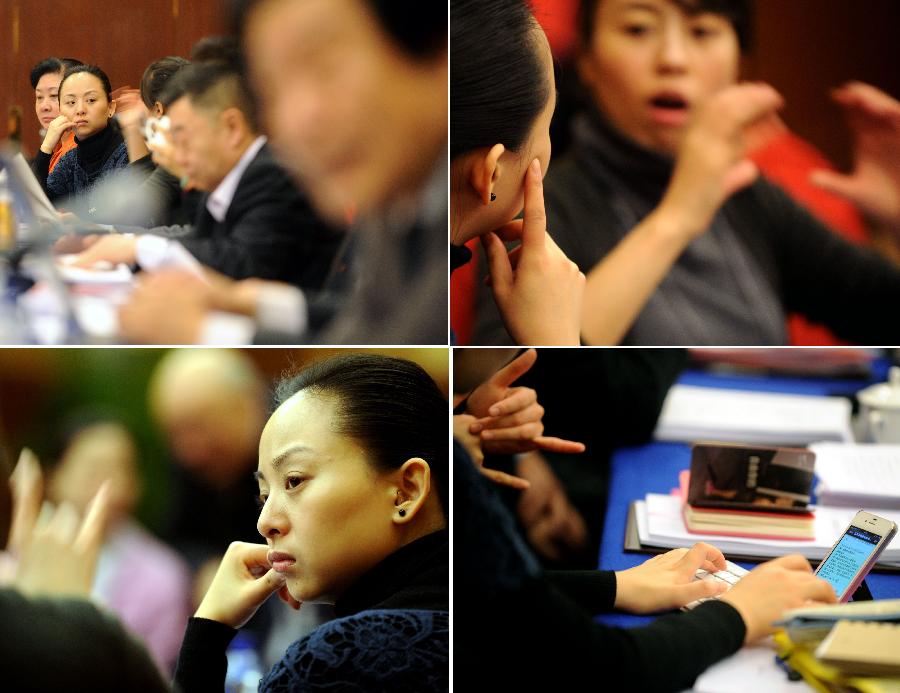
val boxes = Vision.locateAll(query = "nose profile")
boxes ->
[657,25,689,75]
[257,497,287,539]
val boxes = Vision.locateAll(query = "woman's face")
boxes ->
[60,72,114,140]
[34,71,63,130]
[256,390,401,603]
[49,423,139,524]
[579,0,740,155]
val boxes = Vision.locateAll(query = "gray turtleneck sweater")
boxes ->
[474,108,900,346]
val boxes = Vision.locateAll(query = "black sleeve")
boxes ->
[178,195,343,290]
[0,589,169,693]
[741,179,900,343]
[545,569,618,613]
[457,446,746,692]
[173,617,238,693]
[31,150,52,194]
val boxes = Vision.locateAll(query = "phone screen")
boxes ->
[816,525,881,598]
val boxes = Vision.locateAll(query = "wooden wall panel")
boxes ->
[744,0,900,170]
[2,0,224,158]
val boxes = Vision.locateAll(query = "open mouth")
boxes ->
[648,92,690,125]
[650,93,688,110]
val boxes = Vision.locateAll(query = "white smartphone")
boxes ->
[814,510,898,602]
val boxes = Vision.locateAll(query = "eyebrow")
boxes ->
[62,90,100,98]
[253,445,314,481]
[622,2,663,14]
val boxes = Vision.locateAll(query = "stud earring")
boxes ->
[398,508,407,517]
[490,192,497,202]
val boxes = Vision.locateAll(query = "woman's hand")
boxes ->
[659,83,784,239]
[614,542,729,614]
[40,114,76,155]
[6,449,111,598]
[810,81,900,230]
[481,159,585,346]
[720,554,837,644]
[194,542,295,629]
[465,349,586,457]
[455,413,530,490]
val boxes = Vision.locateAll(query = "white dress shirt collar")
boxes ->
[206,135,267,223]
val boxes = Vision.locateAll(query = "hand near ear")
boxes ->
[481,160,585,346]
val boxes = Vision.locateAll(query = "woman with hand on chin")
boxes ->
[174,354,448,692]
[46,65,129,216]
[451,0,586,346]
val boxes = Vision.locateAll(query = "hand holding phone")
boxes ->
[814,510,898,602]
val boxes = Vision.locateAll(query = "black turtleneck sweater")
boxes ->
[174,530,448,692]
[474,105,900,345]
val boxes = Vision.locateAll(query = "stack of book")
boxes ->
[681,443,817,541]
[774,601,900,686]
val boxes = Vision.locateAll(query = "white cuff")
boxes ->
[255,284,307,336]
[200,311,257,345]
[134,236,206,280]
[134,235,172,271]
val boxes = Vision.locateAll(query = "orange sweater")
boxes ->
[48,130,77,172]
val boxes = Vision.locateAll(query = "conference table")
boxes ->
[595,359,900,688]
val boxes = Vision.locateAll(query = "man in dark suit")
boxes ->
[71,62,342,291]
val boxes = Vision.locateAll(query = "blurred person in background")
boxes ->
[46,64,131,216]
[474,0,900,346]
[0,449,168,692]
[149,349,267,572]
[42,412,192,675]
[29,57,82,186]
[113,0,448,345]
[68,61,343,291]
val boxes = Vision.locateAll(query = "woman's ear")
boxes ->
[153,101,165,118]
[469,143,505,205]
[392,458,431,524]
[108,99,117,119]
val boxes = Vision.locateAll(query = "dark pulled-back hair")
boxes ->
[451,0,550,160]
[30,57,82,89]
[140,56,190,109]
[274,354,448,516]
[229,0,446,58]
[160,61,258,131]
[578,0,753,52]
[59,64,114,101]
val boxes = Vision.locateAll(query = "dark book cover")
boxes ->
[687,442,816,515]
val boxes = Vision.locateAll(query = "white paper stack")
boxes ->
[811,443,900,509]
[635,493,900,567]
[654,385,853,446]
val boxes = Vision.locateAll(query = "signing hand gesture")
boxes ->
[6,448,111,598]
[481,159,585,345]
[810,82,900,230]
[194,542,300,629]
[661,83,784,239]
[465,349,585,457]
